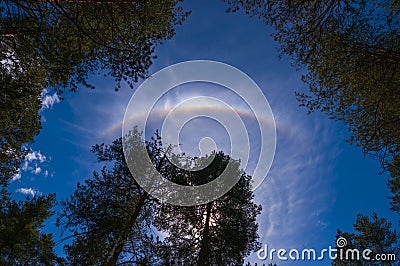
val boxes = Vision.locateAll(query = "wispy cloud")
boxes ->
[244,79,340,264]
[11,171,21,182]
[32,165,42,175]
[41,89,60,110]
[22,161,29,171]
[62,60,338,266]
[63,80,133,146]
[16,187,37,197]
[19,150,50,180]
[26,150,46,163]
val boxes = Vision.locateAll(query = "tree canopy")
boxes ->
[224,2,400,263]
[1,0,189,91]
[0,190,58,265]
[1,1,190,264]
[332,213,399,265]
[155,152,262,265]
[57,130,162,265]
[225,0,400,218]
[0,0,189,185]
[0,70,43,184]
[57,130,263,265]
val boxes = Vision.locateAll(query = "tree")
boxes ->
[0,189,59,265]
[1,0,189,91]
[154,152,262,265]
[0,2,189,264]
[332,213,399,265]
[57,129,170,265]
[0,2,189,263]
[0,70,44,185]
[388,157,400,220]
[59,131,262,265]
[0,0,190,185]
[224,0,400,218]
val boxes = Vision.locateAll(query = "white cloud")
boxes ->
[26,150,46,163]
[243,81,341,264]
[18,150,49,180]
[22,160,29,171]
[62,62,337,265]
[32,166,41,175]
[41,89,60,110]
[0,50,21,74]
[16,187,36,197]
[11,171,21,182]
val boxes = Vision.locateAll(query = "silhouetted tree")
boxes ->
[1,2,189,263]
[332,213,399,265]
[0,71,43,184]
[0,190,59,265]
[0,0,189,185]
[57,129,168,265]
[225,0,400,220]
[1,0,189,91]
[155,152,262,265]
[59,129,263,265]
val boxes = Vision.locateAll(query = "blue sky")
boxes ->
[8,0,398,264]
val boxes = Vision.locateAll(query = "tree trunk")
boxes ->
[106,154,164,265]
[197,202,212,266]
[107,194,147,266]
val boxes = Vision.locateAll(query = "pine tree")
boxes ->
[0,0,190,185]
[0,189,59,265]
[57,129,164,265]
[155,152,262,265]
[224,0,400,219]
[332,213,399,265]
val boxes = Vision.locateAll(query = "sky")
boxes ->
[8,0,398,265]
